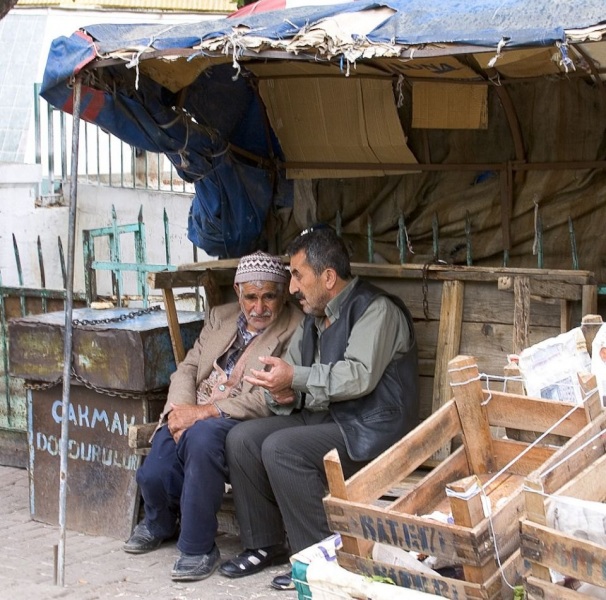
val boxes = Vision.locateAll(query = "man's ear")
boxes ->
[324,268,338,290]
[233,283,241,298]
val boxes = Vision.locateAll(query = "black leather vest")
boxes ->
[300,279,419,461]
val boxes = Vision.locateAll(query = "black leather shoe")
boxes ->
[218,544,289,578]
[271,570,295,590]
[123,522,166,554]
[171,544,221,581]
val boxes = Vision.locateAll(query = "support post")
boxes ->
[57,76,82,587]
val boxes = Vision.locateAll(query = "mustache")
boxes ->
[295,293,305,301]
[250,310,272,318]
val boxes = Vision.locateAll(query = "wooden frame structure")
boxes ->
[149,261,597,429]
[322,355,603,600]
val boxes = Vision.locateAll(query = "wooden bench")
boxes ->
[148,260,598,438]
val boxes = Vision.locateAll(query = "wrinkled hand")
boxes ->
[244,356,295,405]
[167,402,219,443]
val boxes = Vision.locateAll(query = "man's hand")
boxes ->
[245,356,294,404]
[167,402,219,443]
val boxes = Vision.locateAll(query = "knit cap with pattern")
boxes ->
[234,251,288,284]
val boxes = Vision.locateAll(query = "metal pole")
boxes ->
[57,76,82,587]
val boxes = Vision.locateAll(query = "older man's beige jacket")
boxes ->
[162,301,303,421]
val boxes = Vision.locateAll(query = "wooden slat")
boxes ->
[498,276,582,301]
[582,283,598,317]
[529,412,606,494]
[341,401,461,503]
[485,390,592,437]
[153,260,595,286]
[525,575,587,600]
[323,449,369,557]
[492,438,556,475]
[555,451,606,502]
[431,280,464,461]
[324,497,484,564]
[521,520,606,589]
[162,288,185,363]
[581,314,604,355]
[447,475,496,585]
[389,445,470,514]
[336,551,486,599]
[522,478,553,583]
[352,263,595,285]
[149,268,234,289]
[128,422,157,451]
[448,356,495,474]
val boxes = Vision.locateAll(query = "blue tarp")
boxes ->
[40,0,605,257]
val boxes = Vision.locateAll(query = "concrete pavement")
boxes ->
[0,465,297,599]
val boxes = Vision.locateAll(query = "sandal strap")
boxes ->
[232,548,270,569]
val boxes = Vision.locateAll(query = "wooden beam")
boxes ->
[431,280,464,460]
[498,276,582,301]
[163,288,185,364]
[582,283,598,317]
[323,449,370,557]
[513,276,530,354]
[448,356,496,474]
[581,313,603,356]
[151,261,596,287]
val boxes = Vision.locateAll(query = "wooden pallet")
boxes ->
[521,411,606,599]
[323,355,603,600]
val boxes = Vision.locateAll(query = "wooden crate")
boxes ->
[323,355,603,600]
[521,411,606,599]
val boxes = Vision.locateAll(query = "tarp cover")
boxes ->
[40,0,606,263]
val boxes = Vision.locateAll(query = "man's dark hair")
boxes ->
[287,226,351,280]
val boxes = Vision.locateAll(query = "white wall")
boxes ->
[0,162,211,298]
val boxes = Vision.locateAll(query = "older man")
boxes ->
[123,251,302,582]
[219,228,419,590]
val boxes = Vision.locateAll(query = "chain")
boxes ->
[72,304,161,327]
[24,378,62,391]
[421,259,451,320]
[70,368,167,400]
[422,262,431,320]
[23,304,166,399]
[25,369,166,400]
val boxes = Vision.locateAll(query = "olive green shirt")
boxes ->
[267,277,412,413]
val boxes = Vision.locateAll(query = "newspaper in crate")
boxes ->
[518,327,591,404]
[592,323,606,403]
[546,494,606,597]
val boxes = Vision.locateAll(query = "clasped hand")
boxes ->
[167,402,218,442]
[245,356,295,405]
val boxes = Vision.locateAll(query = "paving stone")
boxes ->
[0,466,296,599]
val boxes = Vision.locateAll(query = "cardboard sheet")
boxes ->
[412,81,488,129]
[258,76,418,178]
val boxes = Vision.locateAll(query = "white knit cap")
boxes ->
[234,251,288,284]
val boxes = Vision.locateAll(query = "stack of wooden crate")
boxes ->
[521,411,606,599]
[323,354,603,600]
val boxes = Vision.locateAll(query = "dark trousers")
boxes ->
[225,410,366,554]
[136,417,239,555]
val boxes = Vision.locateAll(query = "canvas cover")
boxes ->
[40,1,606,275]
